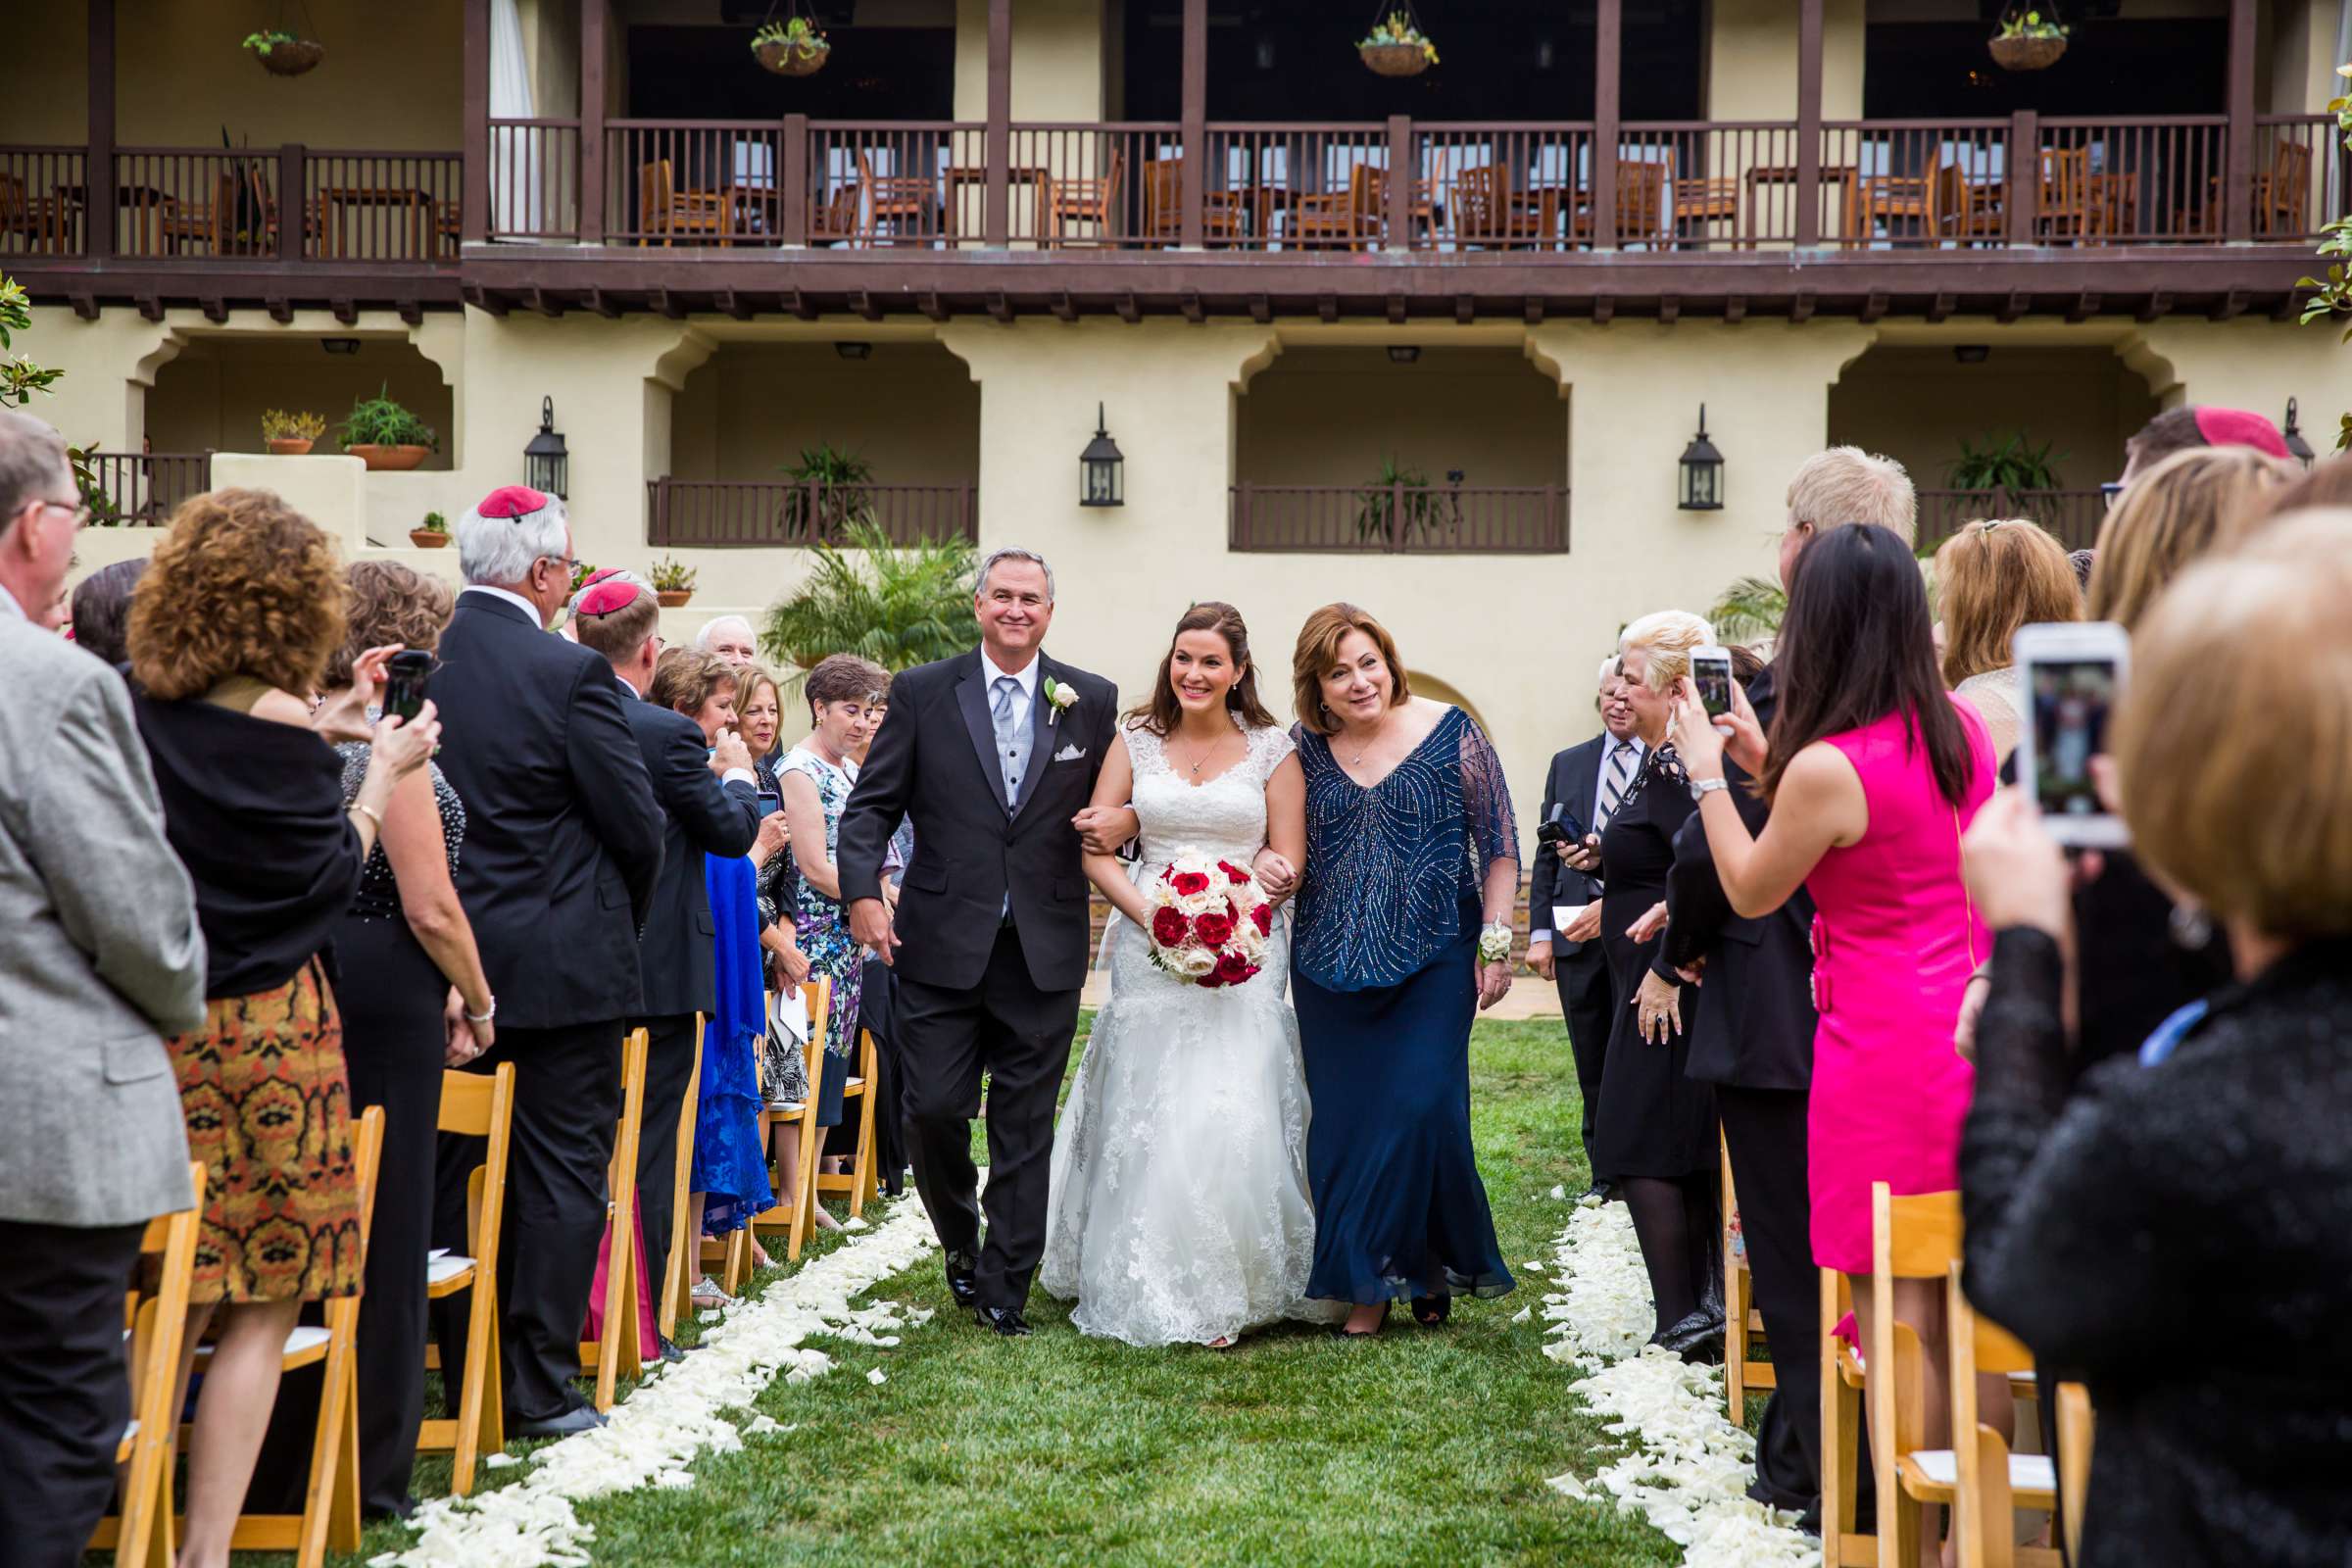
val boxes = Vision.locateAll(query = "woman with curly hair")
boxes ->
[125,489,439,1568]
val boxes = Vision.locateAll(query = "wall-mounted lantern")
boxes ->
[1080,404,1124,508]
[2282,398,2316,468]
[524,397,568,499]
[1678,405,1723,512]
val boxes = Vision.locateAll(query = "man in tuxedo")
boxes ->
[838,548,1116,1337]
[1660,446,1913,1520]
[1527,658,1645,1200]
[428,485,663,1437]
[573,576,760,1362]
[0,412,208,1568]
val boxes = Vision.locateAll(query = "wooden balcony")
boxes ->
[82,451,211,523]
[645,477,977,549]
[1229,482,1569,555]
[1915,486,2107,554]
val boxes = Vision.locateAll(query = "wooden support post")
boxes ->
[782,115,809,247]
[2223,0,2255,241]
[985,0,1012,248]
[1386,116,1412,252]
[462,0,489,243]
[580,0,606,244]
[2008,110,2039,246]
[278,144,305,263]
[88,0,116,262]
[1592,0,1622,251]
[1794,0,1824,249]
[1179,0,1206,250]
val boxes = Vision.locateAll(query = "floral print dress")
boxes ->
[778,746,861,1124]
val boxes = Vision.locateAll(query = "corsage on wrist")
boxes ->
[1477,922,1514,965]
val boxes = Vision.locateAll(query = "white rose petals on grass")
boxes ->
[382,1197,940,1568]
[1539,1200,1814,1568]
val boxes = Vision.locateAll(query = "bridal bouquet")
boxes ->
[1144,847,1275,989]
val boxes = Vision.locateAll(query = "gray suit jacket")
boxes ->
[0,597,205,1227]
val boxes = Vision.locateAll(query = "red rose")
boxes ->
[1171,870,1211,897]
[1250,903,1274,936]
[1218,860,1250,886]
[1213,953,1257,986]
[1194,910,1235,948]
[1151,907,1191,948]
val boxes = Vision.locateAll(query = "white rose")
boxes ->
[1174,946,1218,978]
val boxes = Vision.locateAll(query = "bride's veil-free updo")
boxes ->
[1127,601,1280,737]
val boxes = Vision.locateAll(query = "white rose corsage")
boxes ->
[1478,921,1514,965]
[1043,675,1079,726]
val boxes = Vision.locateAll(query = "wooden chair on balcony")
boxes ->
[1045,148,1125,247]
[808,176,864,247]
[1356,166,1438,248]
[2178,137,2316,238]
[2035,146,2096,243]
[1849,173,1931,245]
[0,172,71,253]
[1931,159,2005,245]
[639,159,730,246]
[1141,159,1247,244]
[1569,160,1669,247]
[1451,164,1558,248]
[857,152,941,246]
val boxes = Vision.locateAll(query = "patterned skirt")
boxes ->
[796,906,864,1128]
[168,961,363,1304]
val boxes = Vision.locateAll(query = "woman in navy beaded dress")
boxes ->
[1278,604,1518,1338]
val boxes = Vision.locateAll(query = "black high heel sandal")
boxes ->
[1411,1292,1453,1327]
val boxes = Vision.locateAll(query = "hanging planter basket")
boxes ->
[755,38,829,76]
[1359,42,1431,77]
[1988,32,2066,71]
[259,39,324,75]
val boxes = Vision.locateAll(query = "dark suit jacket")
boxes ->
[618,680,760,1019]
[838,647,1116,994]
[1530,734,1606,964]
[1663,661,1816,1091]
[427,593,664,1029]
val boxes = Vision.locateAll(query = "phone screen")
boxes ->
[1692,655,1734,718]
[382,652,432,723]
[2028,658,2117,819]
[757,791,782,818]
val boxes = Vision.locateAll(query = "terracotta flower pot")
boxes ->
[410,529,450,549]
[1987,33,2066,71]
[348,443,432,471]
[1360,42,1431,77]
[266,437,314,456]
[657,589,694,608]
[258,39,325,77]
[755,39,828,75]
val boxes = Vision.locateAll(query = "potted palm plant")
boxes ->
[261,408,325,456]
[651,557,699,608]
[762,521,977,678]
[337,385,438,471]
[751,17,829,76]
[243,28,325,76]
[1945,429,2070,532]
[1358,11,1439,77]
[411,511,449,550]
[1352,456,1460,545]
[1988,7,2068,72]
[777,441,877,542]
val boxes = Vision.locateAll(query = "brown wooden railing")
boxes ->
[646,478,977,548]
[87,452,210,523]
[1229,482,1569,554]
[2256,114,2346,243]
[1914,487,2106,554]
[0,146,86,256]
[488,119,580,241]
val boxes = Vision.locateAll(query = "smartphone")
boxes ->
[2012,621,2131,848]
[756,790,782,819]
[1690,645,1735,720]
[382,649,433,723]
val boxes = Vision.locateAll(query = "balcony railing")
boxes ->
[1229,482,1569,554]
[85,452,211,523]
[645,478,978,548]
[1915,487,2107,553]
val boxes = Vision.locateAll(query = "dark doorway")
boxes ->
[1863,15,2228,118]
[1120,1,1704,122]
[625,24,955,120]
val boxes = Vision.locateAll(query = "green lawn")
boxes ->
[252,1019,1683,1568]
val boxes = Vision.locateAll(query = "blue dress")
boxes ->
[1291,706,1518,1305]
[694,852,774,1234]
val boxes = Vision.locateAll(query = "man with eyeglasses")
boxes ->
[0,409,206,1567]
[424,484,663,1439]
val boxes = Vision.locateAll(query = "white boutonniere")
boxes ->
[1043,675,1079,727]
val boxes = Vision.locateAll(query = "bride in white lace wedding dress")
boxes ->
[1042,607,1334,1348]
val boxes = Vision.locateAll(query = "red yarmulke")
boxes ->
[2191,408,2288,460]
[474,484,551,519]
[576,580,641,617]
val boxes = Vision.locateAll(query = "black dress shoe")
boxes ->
[944,1253,979,1309]
[1652,1308,1727,1365]
[657,1335,690,1364]
[1583,1181,1614,1203]
[514,1404,609,1440]
[974,1303,1033,1337]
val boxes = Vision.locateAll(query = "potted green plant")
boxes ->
[261,408,325,456]
[1945,429,2070,533]
[777,441,877,542]
[1358,12,1438,76]
[242,28,325,76]
[411,511,449,550]
[650,557,699,608]
[337,384,438,471]
[1352,456,1460,545]
[751,17,829,76]
[1988,7,2067,72]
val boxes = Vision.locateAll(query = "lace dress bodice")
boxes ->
[1123,719,1294,869]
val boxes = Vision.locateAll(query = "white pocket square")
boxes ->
[1054,743,1087,762]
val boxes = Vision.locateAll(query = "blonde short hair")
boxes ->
[1619,610,1714,693]
[2115,527,2352,940]
[1935,518,2082,686]
[1787,447,1918,549]
[2086,445,2297,630]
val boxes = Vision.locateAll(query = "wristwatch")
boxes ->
[1688,776,1731,805]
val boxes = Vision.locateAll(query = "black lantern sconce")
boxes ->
[1080,403,1124,508]
[2282,398,2316,468]
[524,397,568,499]
[1678,405,1723,512]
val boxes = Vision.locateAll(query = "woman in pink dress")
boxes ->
[1668,523,1998,1563]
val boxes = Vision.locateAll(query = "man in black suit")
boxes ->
[573,576,760,1361]
[428,486,663,1438]
[837,548,1116,1337]
[1529,658,1646,1199]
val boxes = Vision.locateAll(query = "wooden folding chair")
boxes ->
[577,1028,648,1411]
[1720,1132,1773,1416]
[815,1023,879,1220]
[659,1032,703,1342]
[1821,1266,1876,1568]
[1046,148,1125,247]
[751,975,833,1264]
[85,1163,205,1568]
[1947,1261,2064,1568]
[414,1062,514,1497]
[167,1106,383,1568]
